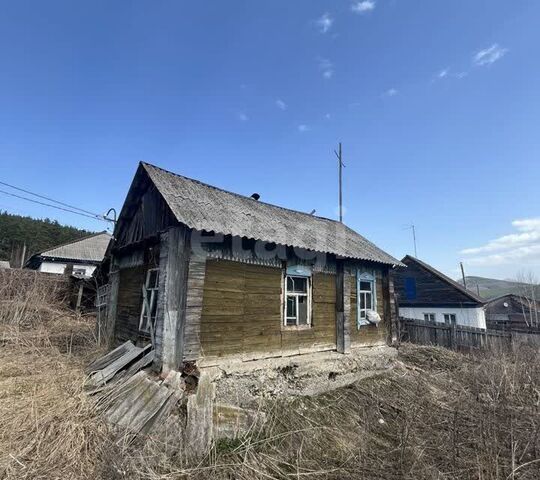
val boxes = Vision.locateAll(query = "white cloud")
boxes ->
[316,13,334,33]
[461,217,540,267]
[473,43,508,66]
[455,71,468,79]
[383,88,398,97]
[318,57,334,79]
[325,113,331,120]
[275,99,287,110]
[437,68,449,79]
[298,124,310,132]
[237,112,248,122]
[351,1,375,14]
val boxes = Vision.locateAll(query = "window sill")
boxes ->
[282,325,312,331]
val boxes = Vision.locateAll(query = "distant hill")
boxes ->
[0,211,96,267]
[458,276,539,299]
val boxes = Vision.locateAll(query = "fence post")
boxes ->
[450,322,457,350]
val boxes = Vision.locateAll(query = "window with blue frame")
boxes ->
[357,271,376,328]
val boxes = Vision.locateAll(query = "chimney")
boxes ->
[251,193,260,201]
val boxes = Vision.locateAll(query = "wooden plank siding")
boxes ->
[115,265,147,344]
[349,269,387,347]
[393,257,480,307]
[199,260,337,363]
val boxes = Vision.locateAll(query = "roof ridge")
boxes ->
[140,161,341,225]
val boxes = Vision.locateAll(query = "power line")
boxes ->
[0,188,112,223]
[0,179,102,218]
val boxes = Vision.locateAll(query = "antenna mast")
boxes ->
[334,142,345,223]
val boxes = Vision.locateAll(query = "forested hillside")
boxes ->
[0,211,96,265]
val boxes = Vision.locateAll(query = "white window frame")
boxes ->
[357,271,376,328]
[423,313,436,322]
[139,268,160,333]
[443,313,457,325]
[283,273,312,328]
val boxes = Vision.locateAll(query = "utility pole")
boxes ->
[460,262,467,289]
[334,142,345,223]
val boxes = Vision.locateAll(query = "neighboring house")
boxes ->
[393,255,487,329]
[25,232,112,277]
[485,294,540,331]
[105,162,403,372]
[0,260,10,269]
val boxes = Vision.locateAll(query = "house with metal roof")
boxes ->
[393,255,487,329]
[105,162,403,372]
[25,232,112,277]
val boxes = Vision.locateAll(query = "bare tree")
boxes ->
[514,271,540,328]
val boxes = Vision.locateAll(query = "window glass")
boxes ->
[360,281,372,292]
[424,313,435,322]
[298,296,308,325]
[287,276,307,293]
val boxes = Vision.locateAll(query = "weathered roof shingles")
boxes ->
[142,163,401,266]
[41,232,112,263]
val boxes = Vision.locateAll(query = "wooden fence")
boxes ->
[399,317,540,353]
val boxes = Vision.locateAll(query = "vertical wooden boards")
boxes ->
[115,265,146,344]
[182,256,207,362]
[335,260,350,353]
[156,226,191,372]
[106,269,120,347]
[382,266,398,344]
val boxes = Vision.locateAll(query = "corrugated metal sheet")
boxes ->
[41,232,111,262]
[142,163,401,266]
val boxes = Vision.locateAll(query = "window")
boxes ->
[444,313,457,325]
[284,274,311,327]
[73,267,86,276]
[140,268,160,333]
[424,313,436,322]
[357,271,376,328]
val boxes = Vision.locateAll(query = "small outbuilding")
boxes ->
[25,232,112,277]
[485,293,540,331]
[393,255,487,329]
[104,162,403,373]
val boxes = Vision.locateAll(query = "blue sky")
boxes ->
[0,0,539,280]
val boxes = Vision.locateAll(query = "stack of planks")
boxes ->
[86,341,184,436]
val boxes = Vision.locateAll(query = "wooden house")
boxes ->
[393,255,487,328]
[105,162,402,372]
[25,232,112,277]
[485,294,540,331]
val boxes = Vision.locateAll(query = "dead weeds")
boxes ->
[0,270,539,479]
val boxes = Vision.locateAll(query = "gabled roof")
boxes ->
[138,162,402,266]
[486,293,540,308]
[36,232,112,263]
[402,255,486,304]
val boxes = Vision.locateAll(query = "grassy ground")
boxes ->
[1,272,539,479]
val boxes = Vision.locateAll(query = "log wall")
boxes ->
[199,260,337,363]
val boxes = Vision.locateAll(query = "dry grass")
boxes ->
[0,270,539,479]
